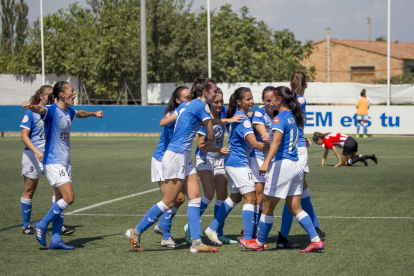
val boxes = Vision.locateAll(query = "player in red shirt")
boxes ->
[313,132,377,167]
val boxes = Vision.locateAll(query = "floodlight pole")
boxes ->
[40,0,45,85]
[387,0,391,106]
[140,0,148,105]
[207,0,211,78]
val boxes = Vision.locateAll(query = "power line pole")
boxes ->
[140,0,148,105]
[207,0,211,78]
[40,0,45,85]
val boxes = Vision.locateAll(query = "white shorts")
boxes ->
[249,157,266,183]
[162,150,196,180]
[297,147,309,173]
[264,159,303,199]
[21,150,44,179]
[225,166,256,195]
[44,164,72,187]
[357,115,368,121]
[151,157,164,183]
[195,155,225,176]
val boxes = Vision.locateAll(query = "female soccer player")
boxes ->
[277,72,325,249]
[192,88,237,244]
[203,87,269,246]
[22,81,103,250]
[313,132,377,167]
[151,86,190,248]
[241,86,324,253]
[125,78,242,253]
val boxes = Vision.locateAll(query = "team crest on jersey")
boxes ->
[22,115,29,123]
[205,104,210,113]
[273,117,280,124]
[298,97,305,105]
[59,121,65,126]
[288,117,295,124]
[243,120,252,128]
[254,111,262,117]
[37,122,43,128]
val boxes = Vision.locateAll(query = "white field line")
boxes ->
[65,213,414,220]
[65,188,159,215]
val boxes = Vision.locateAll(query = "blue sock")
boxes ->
[51,213,64,243]
[313,209,320,229]
[159,207,177,239]
[295,211,318,240]
[242,204,255,240]
[21,198,32,227]
[209,198,236,232]
[363,124,367,136]
[301,196,316,226]
[257,215,274,244]
[137,201,169,234]
[214,200,224,236]
[280,202,294,238]
[187,198,202,240]
[357,124,361,135]
[39,199,69,229]
[199,196,211,217]
[252,205,261,238]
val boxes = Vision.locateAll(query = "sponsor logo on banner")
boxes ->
[273,117,280,124]
[254,111,262,117]
[243,120,252,128]
[22,115,29,123]
[205,104,210,113]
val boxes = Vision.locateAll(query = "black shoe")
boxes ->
[361,157,368,166]
[22,225,35,235]
[315,227,325,239]
[276,232,300,249]
[61,224,75,235]
[371,154,378,164]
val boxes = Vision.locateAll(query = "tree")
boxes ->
[376,36,386,42]
[1,0,16,56]
[14,0,28,53]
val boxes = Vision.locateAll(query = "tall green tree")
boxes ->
[1,0,16,56]
[14,0,28,52]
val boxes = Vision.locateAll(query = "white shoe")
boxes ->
[125,228,143,252]
[190,239,219,253]
[161,237,178,248]
[153,224,163,235]
[203,227,222,246]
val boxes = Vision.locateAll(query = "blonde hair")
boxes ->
[30,85,53,105]
[290,72,307,96]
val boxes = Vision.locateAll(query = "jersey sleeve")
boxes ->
[68,107,77,122]
[196,103,212,122]
[236,117,253,139]
[198,126,207,136]
[355,100,358,107]
[271,116,286,134]
[41,105,54,123]
[367,98,370,106]
[20,110,33,130]
[252,111,265,126]
[322,137,334,149]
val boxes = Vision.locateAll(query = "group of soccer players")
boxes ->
[20,73,376,253]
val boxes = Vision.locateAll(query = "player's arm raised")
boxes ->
[22,101,47,115]
[76,110,103,118]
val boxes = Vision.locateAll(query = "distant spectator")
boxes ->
[356,89,370,138]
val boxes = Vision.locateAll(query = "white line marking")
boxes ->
[65,188,159,215]
[65,213,414,219]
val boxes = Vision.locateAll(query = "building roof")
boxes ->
[313,39,414,60]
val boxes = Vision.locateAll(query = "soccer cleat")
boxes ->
[276,232,300,249]
[371,154,378,164]
[203,227,223,246]
[190,239,219,253]
[300,241,324,253]
[356,135,360,138]
[34,222,48,246]
[125,228,143,252]
[61,224,75,235]
[363,135,368,138]
[218,235,239,244]
[22,225,35,235]
[315,227,326,239]
[361,157,368,166]
[183,223,192,245]
[153,224,163,235]
[160,237,178,248]
[239,239,264,251]
[49,240,75,250]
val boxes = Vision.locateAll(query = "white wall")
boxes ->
[0,74,79,105]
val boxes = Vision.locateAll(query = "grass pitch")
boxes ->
[0,136,413,275]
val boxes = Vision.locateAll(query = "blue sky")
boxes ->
[19,0,414,44]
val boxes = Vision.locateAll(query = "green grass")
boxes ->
[1,136,414,275]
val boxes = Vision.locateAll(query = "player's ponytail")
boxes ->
[30,85,53,105]
[227,87,251,118]
[290,72,307,96]
[273,86,304,129]
[191,77,216,99]
[50,81,68,103]
[313,132,331,143]
[164,86,189,115]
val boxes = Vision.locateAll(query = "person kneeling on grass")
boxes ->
[312,132,377,167]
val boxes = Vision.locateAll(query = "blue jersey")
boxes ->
[41,104,77,165]
[20,109,46,152]
[297,94,306,148]
[250,107,272,160]
[270,110,299,161]
[224,110,254,168]
[167,99,212,155]
[195,106,228,158]
[153,110,176,162]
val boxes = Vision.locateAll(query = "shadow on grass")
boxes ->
[66,233,122,248]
